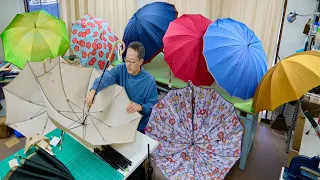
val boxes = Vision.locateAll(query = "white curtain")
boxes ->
[59,0,136,43]
[165,0,285,68]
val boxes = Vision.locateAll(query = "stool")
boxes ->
[0,116,12,139]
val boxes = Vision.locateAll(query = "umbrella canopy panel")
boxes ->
[145,85,243,179]
[0,10,69,69]
[123,2,178,63]
[34,63,142,146]
[253,52,320,112]
[203,18,267,100]
[3,58,60,137]
[163,14,214,86]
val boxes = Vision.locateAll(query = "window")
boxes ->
[25,0,59,18]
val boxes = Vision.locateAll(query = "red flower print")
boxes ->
[100,34,104,40]
[181,152,187,160]
[110,53,115,62]
[157,144,162,150]
[233,149,240,157]
[218,131,224,140]
[89,16,94,20]
[104,43,107,49]
[114,35,118,41]
[204,134,209,141]
[81,32,86,37]
[72,38,78,44]
[91,57,96,63]
[207,172,214,177]
[165,157,176,163]
[106,53,110,59]
[81,24,86,28]
[80,40,85,47]
[88,60,94,65]
[180,102,186,108]
[102,30,106,35]
[86,42,91,49]
[98,24,102,30]
[87,52,92,58]
[78,32,82,37]
[85,29,90,34]
[199,109,207,115]
[207,144,212,150]
[161,136,167,141]
[146,126,152,133]
[93,32,98,37]
[169,118,176,125]
[72,29,77,35]
[213,168,219,174]
[99,51,104,57]
[156,102,164,109]
[92,43,98,50]
[220,168,230,176]
[98,60,106,70]
[74,46,79,52]
[80,18,86,21]
[212,93,217,100]
[91,49,96,55]
[193,124,198,131]
[108,36,114,42]
[107,42,112,48]
[82,52,87,58]
[107,27,112,33]
[187,112,192,118]
[98,43,102,49]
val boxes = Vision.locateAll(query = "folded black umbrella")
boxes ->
[4,148,74,180]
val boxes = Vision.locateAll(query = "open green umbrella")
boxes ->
[0,10,69,69]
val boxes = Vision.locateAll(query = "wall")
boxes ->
[278,0,318,59]
[0,0,25,61]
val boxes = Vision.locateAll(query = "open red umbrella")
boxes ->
[163,14,214,86]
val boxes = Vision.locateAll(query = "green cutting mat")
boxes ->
[142,53,254,114]
[0,129,124,180]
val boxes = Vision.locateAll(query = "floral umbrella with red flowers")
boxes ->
[145,82,243,179]
[70,15,119,70]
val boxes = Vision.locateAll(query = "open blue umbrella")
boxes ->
[203,18,267,100]
[123,2,177,63]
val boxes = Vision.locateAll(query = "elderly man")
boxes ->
[86,41,158,133]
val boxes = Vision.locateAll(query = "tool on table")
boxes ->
[283,155,320,180]
[58,131,65,150]
[146,144,153,180]
[93,145,132,171]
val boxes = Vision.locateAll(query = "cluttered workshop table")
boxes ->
[143,53,258,170]
[0,128,158,180]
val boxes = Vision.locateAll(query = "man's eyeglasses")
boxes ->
[124,57,140,65]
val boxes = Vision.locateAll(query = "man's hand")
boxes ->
[86,89,96,108]
[127,101,142,114]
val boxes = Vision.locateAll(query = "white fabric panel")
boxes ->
[39,62,142,146]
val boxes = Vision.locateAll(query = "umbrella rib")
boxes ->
[41,114,49,135]
[57,63,82,124]
[194,147,217,175]
[194,93,215,140]
[66,99,87,123]
[83,67,94,117]
[6,110,47,125]
[155,108,190,143]
[3,89,45,107]
[68,124,84,131]
[88,114,111,127]
[88,115,107,142]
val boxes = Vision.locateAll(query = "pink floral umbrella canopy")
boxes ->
[70,15,118,70]
[145,84,243,179]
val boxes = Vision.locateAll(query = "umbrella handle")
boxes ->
[108,40,126,63]
[43,58,52,73]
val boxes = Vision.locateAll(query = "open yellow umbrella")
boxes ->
[253,51,320,138]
